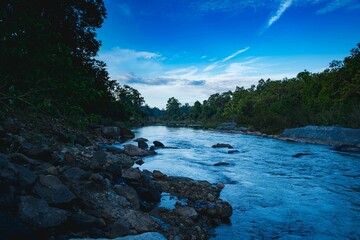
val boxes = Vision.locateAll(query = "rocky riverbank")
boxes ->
[0,114,232,240]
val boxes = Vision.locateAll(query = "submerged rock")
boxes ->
[214,162,230,166]
[153,141,165,148]
[292,153,312,158]
[332,144,360,153]
[212,143,233,149]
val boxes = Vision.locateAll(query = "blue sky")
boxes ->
[97,0,360,108]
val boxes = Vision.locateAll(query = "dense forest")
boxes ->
[162,44,360,133]
[0,0,144,123]
[1,1,359,133]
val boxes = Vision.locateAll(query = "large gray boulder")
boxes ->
[19,196,68,228]
[33,175,76,204]
[123,144,156,157]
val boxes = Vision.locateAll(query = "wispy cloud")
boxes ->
[221,47,251,62]
[204,47,250,72]
[317,0,354,14]
[267,0,293,28]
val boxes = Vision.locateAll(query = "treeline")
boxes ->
[163,44,360,133]
[0,0,144,123]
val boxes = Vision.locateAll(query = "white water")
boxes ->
[124,126,360,239]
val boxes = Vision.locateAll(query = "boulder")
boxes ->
[121,128,135,140]
[153,141,164,148]
[18,196,68,228]
[0,156,37,186]
[135,159,144,165]
[212,143,233,149]
[137,141,148,150]
[115,154,135,169]
[106,146,124,154]
[122,168,141,180]
[123,144,156,157]
[174,206,198,220]
[134,138,149,142]
[33,175,76,204]
[62,167,89,182]
[69,213,105,231]
[102,126,121,139]
[114,184,140,210]
[152,170,166,179]
[110,219,131,238]
[122,209,159,233]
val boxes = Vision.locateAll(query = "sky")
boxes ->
[97,0,360,108]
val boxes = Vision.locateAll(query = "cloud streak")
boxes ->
[204,47,250,72]
[267,0,293,28]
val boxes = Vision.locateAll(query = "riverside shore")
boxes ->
[0,114,232,240]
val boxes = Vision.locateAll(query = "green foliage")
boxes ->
[163,43,360,133]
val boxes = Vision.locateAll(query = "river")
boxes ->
[126,126,360,239]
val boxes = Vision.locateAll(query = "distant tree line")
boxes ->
[0,0,144,123]
[163,43,360,133]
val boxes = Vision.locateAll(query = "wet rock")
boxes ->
[102,126,121,139]
[332,144,360,153]
[214,162,230,166]
[33,175,76,204]
[138,141,148,150]
[70,212,105,231]
[0,184,15,210]
[110,219,131,238]
[174,206,198,220]
[292,153,312,158]
[140,175,161,203]
[153,141,165,148]
[71,181,130,220]
[20,143,53,161]
[114,184,140,210]
[19,195,68,228]
[62,167,88,182]
[134,138,149,142]
[135,159,144,165]
[10,153,39,165]
[123,168,141,180]
[122,209,159,233]
[93,149,107,164]
[106,146,124,154]
[104,160,123,178]
[46,166,58,175]
[115,154,135,169]
[152,170,166,179]
[212,143,233,149]
[0,156,37,186]
[75,134,90,146]
[124,144,156,157]
[228,150,240,154]
[121,128,135,140]
[216,182,225,190]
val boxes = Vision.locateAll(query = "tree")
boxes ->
[165,97,181,120]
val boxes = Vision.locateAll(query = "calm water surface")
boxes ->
[125,126,360,239]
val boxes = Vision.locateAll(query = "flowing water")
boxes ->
[124,126,360,239]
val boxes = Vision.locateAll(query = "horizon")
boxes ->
[97,0,360,108]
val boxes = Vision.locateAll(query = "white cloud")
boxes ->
[317,0,353,14]
[267,0,293,28]
[221,47,251,62]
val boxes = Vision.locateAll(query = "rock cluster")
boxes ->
[0,116,233,240]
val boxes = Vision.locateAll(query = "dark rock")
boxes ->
[332,144,360,153]
[152,170,166,179]
[135,159,145,165]
[104,160,123,178]
[216,122,247,131]
[106,145,124,154]
[22,145,53,161]
[123,168,141,180]
[102,126,121,138]
[33,175,76,204]
[212,143,233,149]
[18,195,68,228]
[214,162,230,166]
[124,144,156,157]
[153,141,165,147]
[0,184,15,210]
[292,153,312,158]
[110,219,131,238]
[228,150,240,154]
[138,141,148,150]
[0,211,36,240]
[116,154,135,169]
[134,138,149,142]
[0,156,37,186]
[64,152,76,165]
[62,167,88,182]
[121,209,159,233]
[174,206,198,220]
[93,149,107,164]
[10,153,39,165]
[71,181,130,220]
[70,213,105,231]
[115,184,140,210]
[139,175,161,203]
[121,128,135,140]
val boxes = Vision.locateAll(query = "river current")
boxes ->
[124,126,360,239]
